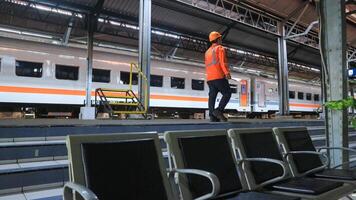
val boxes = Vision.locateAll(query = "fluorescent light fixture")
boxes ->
[7,0,82,18]
[98,43,138,52]
[0,27,21,34]
[22,31,53,39]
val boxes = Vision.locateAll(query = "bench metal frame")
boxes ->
[228,128,355,200]
[273,127,356,186]
[164,129,242,200]
[273,127,330,177]
[64,132,219,200]
[64,133,176,200]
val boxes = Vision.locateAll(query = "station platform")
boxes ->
[0,118,324,139]
[0,118,324,127]
[0,118,354,200]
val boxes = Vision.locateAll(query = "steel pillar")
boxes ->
[85,14,95,108]
[138,0,151,109]
[320,0,348,166]
[80,14,96,119]
[277,23,290,115]
[320,67,326,120]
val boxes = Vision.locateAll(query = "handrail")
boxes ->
[95,63,148,117]
[130,63,148,113]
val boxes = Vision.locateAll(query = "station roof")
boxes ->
[0,0,355,82]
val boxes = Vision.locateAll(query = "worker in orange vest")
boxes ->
[205,31,232,122]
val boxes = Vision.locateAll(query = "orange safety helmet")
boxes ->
[209,31,222,42]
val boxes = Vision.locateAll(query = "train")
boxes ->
[0,37,321,119]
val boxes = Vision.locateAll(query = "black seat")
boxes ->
[239,131,343,195]
[65,133,225,200]
[232,191,300,200]
[271,177,342,195]
[177,135,300,200]
[283,129,356,180]
[283,130,324,173]
[81,140,169,200]
[314,169,356,180]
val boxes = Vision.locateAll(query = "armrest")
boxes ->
[317,147,356,169]
[168,168,220,200]
[284,151,329,176]
[63,182,98,200]
[330,160,356,169]
[318,147,356,154]
[237,158,288,188]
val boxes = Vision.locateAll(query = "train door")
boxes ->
[256,82,266,107]
[240,80,248,107]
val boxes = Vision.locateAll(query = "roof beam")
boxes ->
[221,21,238,40]
[6,0,323,68]
[94,0,105,13]
[285,2,310,37]
[61,19,73,45]
[282,0,310,23]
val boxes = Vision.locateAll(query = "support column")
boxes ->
[138,0,151,110]
[320,0,348,166]
[320,67,326,120]
[277,23,290,116]
[80,14,96,119]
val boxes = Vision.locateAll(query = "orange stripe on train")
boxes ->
[0,86,85,96]
[0,85,208,102]
[0,85,320,108]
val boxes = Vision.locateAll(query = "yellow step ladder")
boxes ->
[94,63,148,118]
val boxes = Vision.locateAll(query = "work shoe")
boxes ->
[213,110,228,122]
[209,116,220,122]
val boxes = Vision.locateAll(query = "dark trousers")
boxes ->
[207,78,232,117]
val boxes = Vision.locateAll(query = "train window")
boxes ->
[230,84,237,93]
[268,88,274,93]
[192,79,204,91]
[93,68,110,83]
[297,92,304,100]
[120,71,138,85]
[56,65,79,80]
[171,77,185,89]
[314,94,320,102]
[306,93,312,101]
[0,58,1,72]
[289,91,295,99]
[15,60,43,78]
[150,75,163,87]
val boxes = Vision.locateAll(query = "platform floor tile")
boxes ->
[24,188,62,200]
[0,163,19,171]
[0,193,26,200]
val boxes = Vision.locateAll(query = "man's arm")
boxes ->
[218,47,231,79]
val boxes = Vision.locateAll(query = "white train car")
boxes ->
[0,37,321,118]
[252,77,321,114]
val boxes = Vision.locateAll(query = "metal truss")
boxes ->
[284,22,319,49]
[176,0,322,48]
[0,0,321,76]
[97,18,282,68]
[177,0,279,34]
[348,46,356,64]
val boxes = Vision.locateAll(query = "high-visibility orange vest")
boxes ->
[205,44,230,81]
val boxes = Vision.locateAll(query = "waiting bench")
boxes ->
[64,133,219,200]
[64,129,356,200]
[273,127,356,181]
[164,129,300,200]
[229,128,355,200]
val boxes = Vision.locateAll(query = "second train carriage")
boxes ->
[0,37,321,118]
